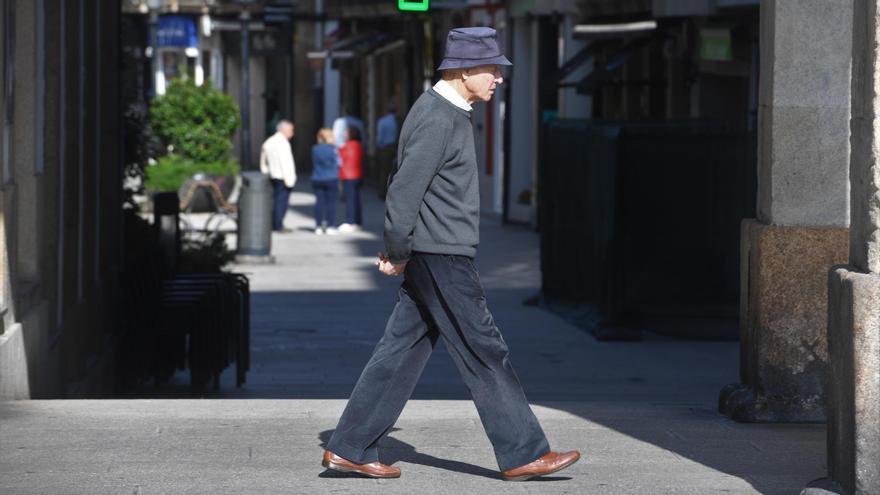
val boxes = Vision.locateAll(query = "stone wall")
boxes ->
[0,0,124,399]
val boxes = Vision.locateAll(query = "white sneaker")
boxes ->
[315,227,325,235]
[326,227,339,235]
[338,223,358,233]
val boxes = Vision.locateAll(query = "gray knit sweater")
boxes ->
[384,88,479,263]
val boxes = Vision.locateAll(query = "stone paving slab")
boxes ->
[0,181,827,494]
[0,400,823,495]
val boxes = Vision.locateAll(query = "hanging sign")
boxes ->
[398,0,430,12]
[158,15,198,48]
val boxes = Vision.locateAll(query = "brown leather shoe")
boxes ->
[500,450,581,481]
[321,450,401,479]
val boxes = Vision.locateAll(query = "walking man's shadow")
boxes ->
[317,429,571,481]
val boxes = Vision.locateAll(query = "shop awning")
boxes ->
[549,39,617,88]
[307,33,400,61]
[573,35,657,94]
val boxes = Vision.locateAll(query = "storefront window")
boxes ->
[155,15,198,94]
[160,49,195,82]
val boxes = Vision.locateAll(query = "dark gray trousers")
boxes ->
[326,253,550,472]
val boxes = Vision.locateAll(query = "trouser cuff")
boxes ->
[325,436,379,465]
[496,437,552,472]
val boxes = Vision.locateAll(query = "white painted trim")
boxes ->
[574,20,657,35]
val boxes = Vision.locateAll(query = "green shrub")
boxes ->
[150,79,240,164]
[147,79,241,193]
[145,154,239,193]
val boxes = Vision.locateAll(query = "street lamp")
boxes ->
[147,0,162,98]
[232,0,274,264]
[236,0,257,170]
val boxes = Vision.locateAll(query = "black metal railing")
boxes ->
[117,194,250,394]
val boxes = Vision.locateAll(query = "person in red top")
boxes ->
[338,126,364,232]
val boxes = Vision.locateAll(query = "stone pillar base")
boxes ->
[719,220,848,422]
[800,478,845,495]
[718,382,824,423]
[821,267,880,494]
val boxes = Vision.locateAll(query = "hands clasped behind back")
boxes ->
[377,252,407,276]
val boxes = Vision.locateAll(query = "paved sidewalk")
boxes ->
[0,181,825,494]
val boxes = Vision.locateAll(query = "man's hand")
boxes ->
[377,252,407,276]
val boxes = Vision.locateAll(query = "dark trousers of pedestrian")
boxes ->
[271,179,291,231]
[342,179,362,225]
[312,179,338,229]
[326,253,550,472]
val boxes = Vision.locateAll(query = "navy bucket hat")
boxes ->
[437,27,512,71]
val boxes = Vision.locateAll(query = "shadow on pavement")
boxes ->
[116,179,824,493]
[316,429,572,482]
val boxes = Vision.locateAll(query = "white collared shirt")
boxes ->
[259,132,297,188]
[432,79,473,112]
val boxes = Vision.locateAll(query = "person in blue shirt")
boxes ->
[311,128,341,235]
[332,107,366,149]
[375,105,398,199]
[376,105,398,149]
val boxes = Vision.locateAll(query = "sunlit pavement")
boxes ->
[0,180,824,494]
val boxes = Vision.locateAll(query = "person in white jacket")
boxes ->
[260,120,297,233]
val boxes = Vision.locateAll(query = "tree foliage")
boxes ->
[146,79,241,192]
[145,154,239,195]
[149,79,240,164]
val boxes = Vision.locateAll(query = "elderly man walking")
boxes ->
[259,120,297,233]
[321,27,580,482]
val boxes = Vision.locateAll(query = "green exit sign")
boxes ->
[398,0,429,12]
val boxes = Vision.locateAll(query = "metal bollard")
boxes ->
[235,171,275,264]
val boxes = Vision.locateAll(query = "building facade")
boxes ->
[0,0,124,399]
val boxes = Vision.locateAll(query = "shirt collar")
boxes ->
[433,80,473,112]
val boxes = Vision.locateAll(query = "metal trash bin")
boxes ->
[236,171,274,263]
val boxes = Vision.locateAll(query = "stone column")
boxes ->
[804,1,880,493]
[718,0,851,422]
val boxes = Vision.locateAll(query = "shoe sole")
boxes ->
[501,455,581,482]
[321,460,401,479]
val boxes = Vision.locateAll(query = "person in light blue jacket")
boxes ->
[311,128,340,235]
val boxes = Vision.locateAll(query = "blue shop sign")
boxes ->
[158,16,197,48]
